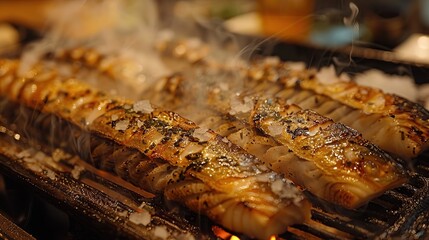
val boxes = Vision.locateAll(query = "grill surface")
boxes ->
[0,129,218,240]
[1,108,429,240]
[1,25,429,239]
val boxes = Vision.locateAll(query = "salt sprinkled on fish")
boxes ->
[133,100,154,113]
[129,210,151,226]
[192,127,211,142]
[115,119,130,131]
[229,95,253,115]
[153,226,169,239]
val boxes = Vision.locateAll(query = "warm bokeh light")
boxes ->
[212,226,232,239]
[212,226,245,240]
[230,236,240,240]
[212,225,279,240]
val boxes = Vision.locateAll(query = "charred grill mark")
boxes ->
[250,98,407,208]
[393,95,429,121]
[37,49,411,211]
[291,127,309,139]
[240,59,429,159]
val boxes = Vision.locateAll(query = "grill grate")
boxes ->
[1,21,429,239]
[1,126,429,239]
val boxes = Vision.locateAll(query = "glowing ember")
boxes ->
[212,226,232,239]
[212,226,244,240]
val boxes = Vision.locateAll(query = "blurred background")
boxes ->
[160,0,429,49]
[162,0,429,66]
[1,0,429,64]
[0,0,428,52]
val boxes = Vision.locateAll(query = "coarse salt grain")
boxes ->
[118,211,128,217]
[71,165,85,179]
[115,119,130,131]
[153,226,169,239]
[26,163,43,173]
[271,179,303,205]
[192,127,211,142]
[17,149,31,159]
[229,96,254,115]
[45,169,56,180]
[133,100,153,113]
[137,119,144,128]
[129,210,151,226]
[267,123,283,136]
[111,114,119,121]
[255,172,275,183]
[52,148,71,162]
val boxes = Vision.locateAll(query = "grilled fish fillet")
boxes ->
[146,41,429,161]
[203,92,407,208]
[245,60,429,160]
[132,71,408,209]
[250,98,407,208]
[0,59,310,240]
[44,47,409,208]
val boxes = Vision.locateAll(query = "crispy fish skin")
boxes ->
[250,98,408,208]
[0,59,310,240]
[245,60,429,160]
[38,48,410,209]
[288,78,429,160]
[116,61,409,209]
[146,71,408,209]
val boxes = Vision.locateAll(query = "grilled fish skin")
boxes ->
[40,47,409,208]
[148,42,429,161]
[250,98,407,208]
[245,60,429,160]
[136,69,408,209]
[0,59,310,240]
[204,84,407,208]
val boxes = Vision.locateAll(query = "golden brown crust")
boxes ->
[244,59,429,159]
[0,59,310,240]
[251,98,408,208]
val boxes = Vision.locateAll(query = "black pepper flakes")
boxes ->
[301,145,311,150]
